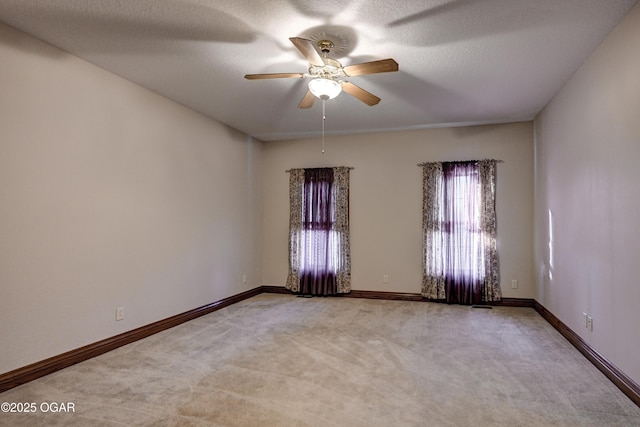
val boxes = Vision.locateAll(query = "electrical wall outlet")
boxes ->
[242,274,247,284]
[116,307,124,321]
[383,275,389,284]
[511,279,518,289]
[583,312,593,331]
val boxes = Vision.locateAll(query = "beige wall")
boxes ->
[0,23,262,374]
[534,3,640,383]
[262,123,534,297]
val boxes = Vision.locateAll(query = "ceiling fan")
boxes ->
[245,37,398,108]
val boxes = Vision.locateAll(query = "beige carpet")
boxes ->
[1,294,639,426]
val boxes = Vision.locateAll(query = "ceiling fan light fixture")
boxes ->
[246,37,398,108]
[308,78,342,100]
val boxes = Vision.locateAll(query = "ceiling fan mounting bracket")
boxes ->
[317,40,334,54]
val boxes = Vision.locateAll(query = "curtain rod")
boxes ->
[417,159,503,167]
[285,167,354,173]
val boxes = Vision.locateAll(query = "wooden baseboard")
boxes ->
[262,286,423,301]
[262,287,424,301]
[262,286,535,307]
[534,301,640,407]
[260,285,290,294]
[339,289,423,301]
[490,297,536,307]
[0,286,263,393]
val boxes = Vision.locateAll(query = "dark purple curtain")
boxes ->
[442,162,483,305]
[299,168,337,295]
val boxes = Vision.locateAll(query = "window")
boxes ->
[286,167,351,296]
[422,160,500,305]
[442,163,484,281]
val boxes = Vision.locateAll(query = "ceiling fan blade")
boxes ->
[343,59,399,77]
[289,37,324,67]
[341,82,381,106]
[298,90,317,109]
[244,73,305,80]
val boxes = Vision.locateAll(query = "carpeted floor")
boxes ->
[1,294,639,426]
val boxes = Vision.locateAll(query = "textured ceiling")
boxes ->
[0,0,637,141]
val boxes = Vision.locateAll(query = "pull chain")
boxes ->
[322,99,326,154]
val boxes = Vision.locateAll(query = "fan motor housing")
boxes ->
[309,58,344,79]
